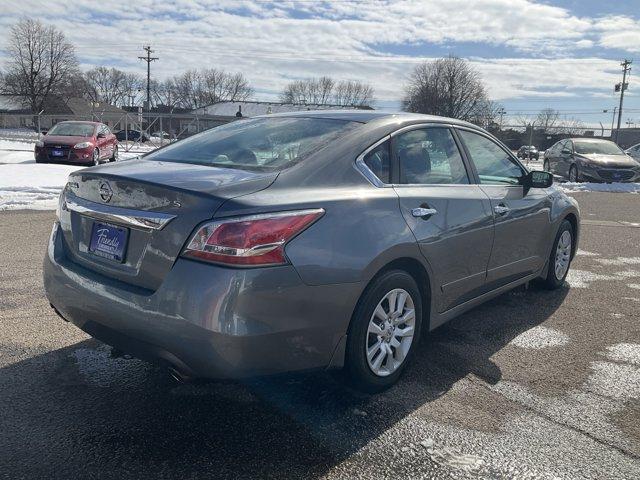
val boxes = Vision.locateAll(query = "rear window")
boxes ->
[145,117,360,171]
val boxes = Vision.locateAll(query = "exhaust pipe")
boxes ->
[168,366,193,383]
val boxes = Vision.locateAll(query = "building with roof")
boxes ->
[0,95,127,131]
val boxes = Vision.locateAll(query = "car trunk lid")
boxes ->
[59,159,278,291]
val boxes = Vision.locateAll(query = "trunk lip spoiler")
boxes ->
[64,192,176,231]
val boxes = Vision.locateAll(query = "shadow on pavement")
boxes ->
[0,284,568,479]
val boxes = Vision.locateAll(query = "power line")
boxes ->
[138,45,158,111]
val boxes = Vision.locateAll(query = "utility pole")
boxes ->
[497,107,506,131]
[610,106,617,138]
[138,46,158,112]
[615,59,632,144]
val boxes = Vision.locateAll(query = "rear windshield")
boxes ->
[574,140,624,155]
[145,117,360,171]
[48,123,95,137]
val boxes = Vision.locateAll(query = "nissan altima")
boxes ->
[44,111,579,392]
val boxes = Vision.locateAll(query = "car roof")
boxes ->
[55,120,101,125]
[570,137,615,143]
[255,109,480,128]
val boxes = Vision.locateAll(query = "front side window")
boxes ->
[145,117,360,171]
[396,128,469,184]
[363,140,390,183]
[458,130,524,185]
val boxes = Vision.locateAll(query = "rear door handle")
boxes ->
[411,207,438,218]
[494,204,510,215]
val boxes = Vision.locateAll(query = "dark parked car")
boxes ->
[44,111,579,392]
[516,145,539,160]
[115,129,150,142]
[35,121,118,165]
[544,138,640,183]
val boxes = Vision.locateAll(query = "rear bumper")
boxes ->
[43,222,361,379]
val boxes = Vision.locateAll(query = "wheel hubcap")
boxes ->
[366,288,415,377]
[554,230,572,280]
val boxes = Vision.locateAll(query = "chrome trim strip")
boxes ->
[64,194,176,231]
[355,134,392,188]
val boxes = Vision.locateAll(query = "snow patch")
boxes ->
[576,249,599,257]
[558,182,640,194]
[594,257,640,266]
[565,269,617,288]
[510,326,569,349]
[586,361,640,401]
[605,343,640,366]
[629,284,640,290]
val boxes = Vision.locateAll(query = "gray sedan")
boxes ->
[44,111,579,392]
[544,137,640,182]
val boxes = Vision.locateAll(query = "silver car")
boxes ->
[44,111,579,392]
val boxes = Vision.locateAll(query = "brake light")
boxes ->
[182,209,324,266]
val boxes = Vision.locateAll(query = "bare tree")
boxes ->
[84,67,142,106]
[280,76,335,104]
[536,108,560,132]
[280,77,374,106]
[1,19,79,113]
[167,69,253,109]
[333,80,374,107]
[558,117,585,135]
[403,56,490,123]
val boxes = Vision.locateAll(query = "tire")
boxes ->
[540,219,573,290]
[543,160,550,172]
[345,270,423,393]
[109,145,118,162]
[92,148,100,166]
[568,164,579,182]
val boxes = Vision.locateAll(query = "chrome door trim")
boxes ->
[64,193,176,231]
[355,134,392,187]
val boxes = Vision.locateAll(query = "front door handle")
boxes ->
[494,204,510,215]
[411,207,438,218]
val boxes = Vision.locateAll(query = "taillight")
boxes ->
[181,209,324,266]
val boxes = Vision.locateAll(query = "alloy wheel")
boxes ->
[365,288,416,377]
[554,230,572,280]
[569,166,577,182]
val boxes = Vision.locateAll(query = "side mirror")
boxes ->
[97,132,106,139]
[522,170,553,193]
[561,148,571,155]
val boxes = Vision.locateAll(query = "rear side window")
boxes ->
[145,117,360,171]
[396,128,469,184]
[458,130,524,185]
[363,141,391,183]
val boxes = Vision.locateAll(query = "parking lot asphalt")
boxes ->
[1,192,640,480]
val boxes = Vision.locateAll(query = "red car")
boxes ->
[35,121,118,165]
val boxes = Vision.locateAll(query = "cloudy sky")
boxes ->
[2,0,640,128]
